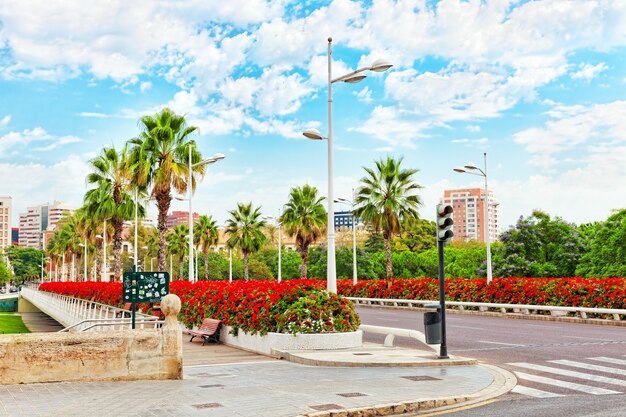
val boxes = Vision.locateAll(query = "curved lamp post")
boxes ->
[303,37,392,293]
[454,152,493,284]
[185,150,225,283]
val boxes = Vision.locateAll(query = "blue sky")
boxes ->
[1,0,626,231]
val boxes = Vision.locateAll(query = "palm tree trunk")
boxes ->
[95,245,102,282]
[179,255,184,281]
[243,253,249,281]
[300,247,308,279]
[384,233,393,282]
[156,192,171,272]
[204,250,209,280]
[112,218,124,281]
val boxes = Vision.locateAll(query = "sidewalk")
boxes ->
[0,342,515,417]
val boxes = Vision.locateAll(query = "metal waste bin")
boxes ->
[423,303,442,344]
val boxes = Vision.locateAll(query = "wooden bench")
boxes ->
[188,318,222,346]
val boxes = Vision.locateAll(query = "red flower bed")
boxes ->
[337,277,626,309]
[39,279,360,335]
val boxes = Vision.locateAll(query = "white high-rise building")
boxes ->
[19,200,73,249]
[0,196,11,252]
[440,188,500,243]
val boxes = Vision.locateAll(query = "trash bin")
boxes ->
[423,303,441,344]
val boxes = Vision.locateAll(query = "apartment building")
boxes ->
[166,211,199,229]
[441,188,499,242]
[19,200,73,249]
[0,196,11,252]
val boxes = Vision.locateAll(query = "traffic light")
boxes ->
[436,204,454,243]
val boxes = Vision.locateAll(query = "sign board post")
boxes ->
[122,270,170,330]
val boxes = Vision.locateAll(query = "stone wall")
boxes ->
[0,294,183,385]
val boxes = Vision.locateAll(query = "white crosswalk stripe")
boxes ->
[507,356,626,398]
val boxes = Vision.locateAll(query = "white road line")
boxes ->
[589,357,626,367]
[550,360,626,376]
[513,371,620,395]
[561,335,615,341]
[509,362,626,387]
[512,385,563,398]
[479,341,525,346]
[451,326,484,330]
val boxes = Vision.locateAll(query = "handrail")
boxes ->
[346,297,625,321]
[359,324,439,353]
[59,317,160,332]
[79,320,163,332]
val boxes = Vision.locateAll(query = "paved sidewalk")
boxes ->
[0,360,508,417]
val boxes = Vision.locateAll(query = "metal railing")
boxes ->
[20,286,158,331]
[347,297,626,321]
[59,318,161,332]
[359,324,439,353]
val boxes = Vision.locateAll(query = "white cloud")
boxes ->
[571,62,608,81]
[0,127,81,155]
[139,81,152,92]
[354,86,373,103]
[79,112,107,118]
[0,115,11,127]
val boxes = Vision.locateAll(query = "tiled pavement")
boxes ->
[0,361,496,417]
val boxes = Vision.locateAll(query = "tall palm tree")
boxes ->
[85,146,141,281]
[225,202,266,281]
[280,185,327,279]
[353,157,423,281]
[56,214,81,281]
[167,224,189,280]
[194,215,219,280]
[128,108,205,273]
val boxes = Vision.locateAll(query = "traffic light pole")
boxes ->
[437,239,448,359]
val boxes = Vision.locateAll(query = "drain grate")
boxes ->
[352,353,373,356]
[192,403,223,409]
[337,392,367,398]
[309,404,344,411]
[401,375,442,382]
[198,384,224,388]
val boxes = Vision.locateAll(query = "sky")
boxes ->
[1,0,626,232]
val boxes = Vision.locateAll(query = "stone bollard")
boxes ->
[160,293,183,379]
[161,293,182,329]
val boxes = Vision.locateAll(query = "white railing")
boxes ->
[359,324,440,353]
[20,286,159,331]
[347,297,626,321]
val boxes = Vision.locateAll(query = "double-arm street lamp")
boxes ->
[454,152,493,284]
[186,149,225,283]
[334,190,357,286]
[303,37,392,293]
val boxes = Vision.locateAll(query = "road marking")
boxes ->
[479,341,525,346]
[513,371,620,395]
[561,335,616,341]
[512,385,563,398]
[451,326,484,330]
[550,360,626,376]
[509,362,626,387]
[590,357,626,367]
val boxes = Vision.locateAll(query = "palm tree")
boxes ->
[85,146,141,281]
[353,157,423,281]
[194,215,219,280]
[225,202,266,281]
[280,185,327,279]
[167,224,189,280]
[56,214,81,281]
[128,108,205,273]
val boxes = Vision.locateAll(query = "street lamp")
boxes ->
[96,219,107,282]
[303,37,392,294]
[263,211,282,283]
[78,241,87,282]
[453,152,493,284]
[335,190,357,286]
[186,149,225,284]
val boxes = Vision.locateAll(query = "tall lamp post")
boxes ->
[186,149,226,284]
[335,190,357,286]
[303,37,392,293]
[78,241,87,281]
[263,210,282,283]
[453,152,493,284]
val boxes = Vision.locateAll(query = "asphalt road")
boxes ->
[356,306,626,416]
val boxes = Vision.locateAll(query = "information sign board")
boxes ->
[122,272,170,303]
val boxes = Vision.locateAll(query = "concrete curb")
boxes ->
[275,349,478,368]
[292,364,516,417]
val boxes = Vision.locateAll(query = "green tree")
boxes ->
[3,246,43,284]
[394,218,436,252]
[194,215,219,280]
[364,232,385,253]
[129,108,204,272]
[280,185,327,279]
[167,224,189,280]
[576,209,626,277]
[85,146,142,281]
[0,258,12,285]
[492,210,584,277]
[354,157,423,281]
[225,202,267,281]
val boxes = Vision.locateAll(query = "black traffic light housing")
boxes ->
[436,204,454,243]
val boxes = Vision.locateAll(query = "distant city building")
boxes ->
[440,188,499,243]
[19,200,73,249]
[334,210,356,230]
[11,228,19,245]
[166,211,199,229]
[0,196,11,251]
